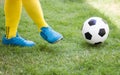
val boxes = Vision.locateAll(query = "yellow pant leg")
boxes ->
[22,0,48,31]
[4,0,22,39]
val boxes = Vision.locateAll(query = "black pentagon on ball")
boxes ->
[85,32,92,40]
[88,19,96,26]
[94,42,102,45]
[98,28,106,37]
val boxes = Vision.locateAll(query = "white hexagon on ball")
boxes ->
[82,17,109,45]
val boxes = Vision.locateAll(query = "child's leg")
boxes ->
[22,0,48,31]
[22,0,63,43]
[3,0,35,47]
[4,0,22,39]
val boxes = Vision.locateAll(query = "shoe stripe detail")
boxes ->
[6,26,10,39]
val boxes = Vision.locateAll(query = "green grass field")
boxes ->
[0,0,120,75]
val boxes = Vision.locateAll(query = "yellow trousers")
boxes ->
[4,0,48,39]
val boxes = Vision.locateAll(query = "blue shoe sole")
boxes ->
[2,35,35,47]
[51,36,63,44]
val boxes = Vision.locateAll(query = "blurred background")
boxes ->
[0,0,4,7]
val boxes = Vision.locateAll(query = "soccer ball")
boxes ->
[82,17,109,45]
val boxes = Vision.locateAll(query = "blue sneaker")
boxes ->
[40,27,63,43]
[2,34,35,47]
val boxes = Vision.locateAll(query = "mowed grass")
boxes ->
[0,0,120,75]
